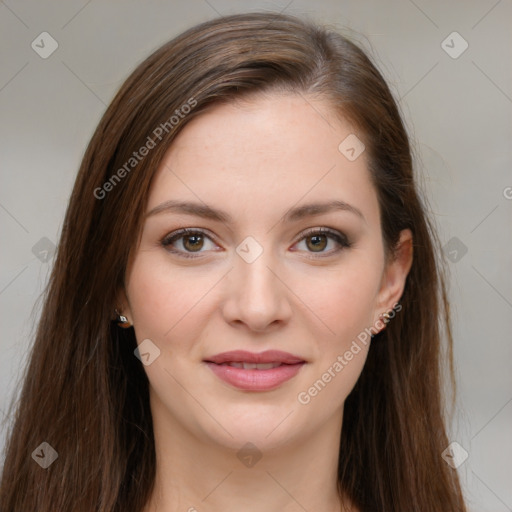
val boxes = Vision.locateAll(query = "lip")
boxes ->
[205,350,305,365]
[204,350,306,391]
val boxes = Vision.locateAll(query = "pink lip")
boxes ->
[204,350,306,391]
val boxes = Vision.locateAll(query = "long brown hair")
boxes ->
[0,12,466,511]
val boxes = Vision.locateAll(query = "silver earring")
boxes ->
[114,309,132,328]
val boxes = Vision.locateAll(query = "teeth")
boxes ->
[221,362,282,370]
[243,362,281,370]
[224,362,244,369]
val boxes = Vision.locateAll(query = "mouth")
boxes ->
[204,350,306,391]
[214,361,285,370]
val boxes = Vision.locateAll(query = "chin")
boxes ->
[198,405,303,451]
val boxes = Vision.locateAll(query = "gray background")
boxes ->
[1,1,511,510]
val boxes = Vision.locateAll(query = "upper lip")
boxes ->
[204,350,305,365]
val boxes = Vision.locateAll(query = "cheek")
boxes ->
[126,256,220,346]
[292,265,379,410]
[291,257,383,348]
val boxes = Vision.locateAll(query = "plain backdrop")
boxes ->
[1,1,511,511]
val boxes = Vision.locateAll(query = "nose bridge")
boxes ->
[237,248,276,293]
[223,237,291,330]
[235,242,280,302]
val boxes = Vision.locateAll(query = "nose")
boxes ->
[221,249,293,332]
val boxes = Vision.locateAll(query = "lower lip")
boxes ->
[205,362,305,391]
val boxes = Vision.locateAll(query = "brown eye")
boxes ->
[183,234,204,252]
[293,228,351,257]
[306,234,328,252]
[161,229,218,258]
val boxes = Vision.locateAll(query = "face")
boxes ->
[122,92,412,452]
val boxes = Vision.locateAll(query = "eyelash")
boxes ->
[161,227,351,260]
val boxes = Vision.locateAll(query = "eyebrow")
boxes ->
[145,199,365,223]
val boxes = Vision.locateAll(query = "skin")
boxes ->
[120,92,413,512]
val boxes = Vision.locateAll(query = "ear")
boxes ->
[373,229,413,323]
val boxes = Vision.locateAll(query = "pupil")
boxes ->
[184,235,203,251]
[307,234,327,252]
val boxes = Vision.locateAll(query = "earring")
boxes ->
[380,311,392,325]
[115,309,132,328]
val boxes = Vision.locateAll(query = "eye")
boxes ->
[292,227,351,257]
[161,227,351,259]
[161,228,219,258]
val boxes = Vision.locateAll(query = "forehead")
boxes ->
[147,93,379,228]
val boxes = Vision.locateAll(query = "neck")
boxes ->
[144,400,352,512]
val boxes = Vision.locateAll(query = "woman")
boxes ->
[0,12,467,512]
